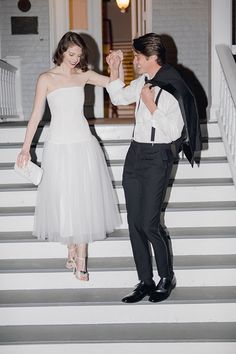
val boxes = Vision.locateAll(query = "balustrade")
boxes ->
[216,44,236,186]
[0,59,19,121]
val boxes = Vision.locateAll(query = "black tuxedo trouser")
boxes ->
[122,140,174,283]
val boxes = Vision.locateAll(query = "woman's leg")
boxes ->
[75,243,89,281]
[65,244,77,270]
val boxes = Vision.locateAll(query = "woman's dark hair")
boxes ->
[53,31,88,71]
[133,33,166,66]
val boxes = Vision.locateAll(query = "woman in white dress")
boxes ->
[16,32,121,281]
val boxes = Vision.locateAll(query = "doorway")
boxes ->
[102,0,135,118]
[49,0,152,119]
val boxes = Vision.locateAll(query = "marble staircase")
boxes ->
[0,119,236,353]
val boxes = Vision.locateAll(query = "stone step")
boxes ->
[0,200,236,231]
[0,139,226,163]
[0,177,234,190]
[0,120,221,143]
[1,342,236,354]
[1,182,235,207]
[0,158,232,185]
[0,321,235,343]
[0,287,236,326]
[0,286,235,307]
[1,209,236,232]
[0,337,235,354]
[0,120,135,143]
[108,159,232,181]
[0,255,236,290]
[1,226,236,242]
[1,234,236,259]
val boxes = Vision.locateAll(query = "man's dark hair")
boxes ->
[53,31,88,71]
[133,33,166,66]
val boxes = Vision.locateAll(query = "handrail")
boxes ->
[0,59,18,121]
[216,45,236,105]
[216,44,236,187]
[0,60,17,72]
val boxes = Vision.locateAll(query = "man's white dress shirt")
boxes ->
[106,75,184,144]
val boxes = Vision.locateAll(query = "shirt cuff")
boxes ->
[106,78,125,93]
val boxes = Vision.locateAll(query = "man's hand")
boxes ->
[106,50,123,81]
[141,84,157,114]
[106,50,122,70]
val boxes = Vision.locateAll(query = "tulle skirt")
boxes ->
[33,136,120,245]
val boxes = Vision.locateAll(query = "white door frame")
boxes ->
[131,0,152,39]
[49,0,69,66]
[48,0,104,117]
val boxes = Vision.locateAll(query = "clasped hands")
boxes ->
[106,49,156,113]
[106,50,123,71]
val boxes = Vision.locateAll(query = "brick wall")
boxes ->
[1,0,50,120]
[152,0,209,120]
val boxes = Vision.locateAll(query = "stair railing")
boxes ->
[0,59,18,122]
[216,44,236,187]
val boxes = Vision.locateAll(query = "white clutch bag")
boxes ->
[14,160,43,186]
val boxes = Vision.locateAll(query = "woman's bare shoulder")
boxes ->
[38,69,56,82]
[36,71,50,86]
[37,68,61,88]
[43,67,60,78]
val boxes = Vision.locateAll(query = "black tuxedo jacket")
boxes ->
[147,64,202,166]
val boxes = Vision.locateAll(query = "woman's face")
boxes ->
[62,45,82,68]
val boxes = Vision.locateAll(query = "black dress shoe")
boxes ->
[148,275,176,303]
[122,281,156,303]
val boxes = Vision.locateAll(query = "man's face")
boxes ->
[133,52,149,74]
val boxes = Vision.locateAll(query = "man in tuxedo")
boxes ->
[106,33,201,303]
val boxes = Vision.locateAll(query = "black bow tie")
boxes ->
[144,76,155,88]
[145,76,152,84]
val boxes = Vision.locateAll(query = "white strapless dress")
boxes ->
[33,86,120,245]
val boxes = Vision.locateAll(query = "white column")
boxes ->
[210,0,232,121]
[87,0,104,118]
[49,0,69,66]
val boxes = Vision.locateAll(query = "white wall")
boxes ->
[152,0,209,121]
[0,0,50,120]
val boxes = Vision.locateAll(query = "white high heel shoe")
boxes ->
[74,256,89,281]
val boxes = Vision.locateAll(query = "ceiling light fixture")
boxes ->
[116,0,130,13]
